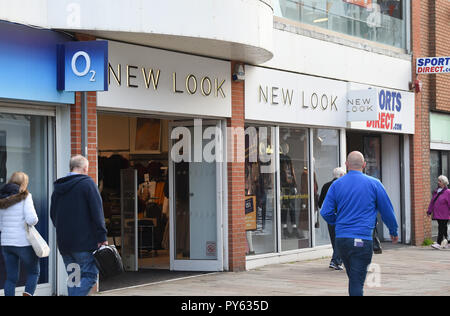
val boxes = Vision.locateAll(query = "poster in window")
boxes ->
[363,136,381,180]
[130,118,161,154]
[343,0,372,8]
[245,196,257,231]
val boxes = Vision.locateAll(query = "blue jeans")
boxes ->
[2,246,40,296]
[336,238,373,296]
[62,252,98,296]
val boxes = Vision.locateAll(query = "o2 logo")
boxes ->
[71,51,96,82]
[58,41,108,92]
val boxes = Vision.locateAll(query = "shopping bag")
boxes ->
[25,224,50,258]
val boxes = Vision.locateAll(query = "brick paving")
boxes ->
[97,244,450,296]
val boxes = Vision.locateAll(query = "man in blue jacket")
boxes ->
[320,151,398,296]
[50,155,108,296]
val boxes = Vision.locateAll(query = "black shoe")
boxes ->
[373,248,382,254]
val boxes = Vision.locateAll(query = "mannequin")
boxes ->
[280,143,299,238]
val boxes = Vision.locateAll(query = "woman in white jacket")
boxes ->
[0,172,40,296]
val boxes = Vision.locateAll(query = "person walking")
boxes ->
[427,175,450,250]
[318,167,345,271]
[0,172,40,296]
[50,155,108,296]
[320,151,398,296]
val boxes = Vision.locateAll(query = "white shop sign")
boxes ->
[245,65,347,128]
[346,88,379,122]
[347,83,415,134]
[97,40,231,118]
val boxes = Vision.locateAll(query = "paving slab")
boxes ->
[96,244,450,296]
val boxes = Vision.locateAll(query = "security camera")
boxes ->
[232,64,245,82]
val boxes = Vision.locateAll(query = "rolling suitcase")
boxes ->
[93,245,124,279]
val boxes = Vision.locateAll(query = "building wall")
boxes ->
[434,1,450,112]
[410,0,450,245]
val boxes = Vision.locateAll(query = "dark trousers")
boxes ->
[437,220,449,245]
[327,224,342,265]
[336,238,373,296]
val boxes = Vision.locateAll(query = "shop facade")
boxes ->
[243,65,415,268]
[95,40,232,276]
[0,21,74,296]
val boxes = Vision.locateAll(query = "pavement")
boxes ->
[96,243,450,296]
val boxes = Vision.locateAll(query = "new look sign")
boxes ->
[57,41,108,91]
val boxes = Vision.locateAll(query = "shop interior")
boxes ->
[98,113,173,271]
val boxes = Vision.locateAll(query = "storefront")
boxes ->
[0,21,74,296]
[429,112,450,239]
[95,40,231,283]
[244,65,414,268]
[347,85,414,244]
[244,65,347,268]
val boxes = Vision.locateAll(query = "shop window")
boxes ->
[313,129,340,246]
[430,150,450,239]
[274,0,408,49]
[245,125,277,255]
[279,127,310,250]
[0,114,50,291]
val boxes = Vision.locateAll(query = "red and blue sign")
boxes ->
[57,41,108,92]
[416,56,450,74]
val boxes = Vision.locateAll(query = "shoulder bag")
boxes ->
[23,201,50,258]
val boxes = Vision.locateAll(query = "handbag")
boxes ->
[23,200,50,258]
[93,245,124,279]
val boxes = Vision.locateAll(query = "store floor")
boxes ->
[99,269,209,292]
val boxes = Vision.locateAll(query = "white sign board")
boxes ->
[416,56,450,74]
[348,83,415,134]
[97,41,231,118]
[245,65,347,128]
[347,88,379,122]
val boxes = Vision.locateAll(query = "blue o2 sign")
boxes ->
[57,41,108,92]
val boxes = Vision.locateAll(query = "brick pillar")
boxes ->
[410,1,431,245]
[227,62,246,271]
[70,33,98,183]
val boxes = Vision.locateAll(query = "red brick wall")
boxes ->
[410,0,450,245]
[70,91,98,182]
[227,62,246,271]
[434,1,450,112]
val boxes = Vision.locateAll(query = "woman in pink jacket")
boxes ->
[427,175,450,249]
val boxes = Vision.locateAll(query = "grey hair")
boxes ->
[70,155,89,172]
[333,167,346,179]
[438,175,449,186]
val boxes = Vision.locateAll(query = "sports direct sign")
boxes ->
[416,56,450,74]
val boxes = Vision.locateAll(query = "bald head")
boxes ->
[346,151,366,171]
[70,155,89,175]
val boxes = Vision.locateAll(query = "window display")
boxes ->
[279,127,310,250]
[245,125,277,255]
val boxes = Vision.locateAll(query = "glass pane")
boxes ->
[275,0,407,49]
[442,152,448,182]
[0,114,50,290]
[279,127,310,251]
[430,151,440,238]
[121,169,138,271]
[313,129,340,246]
[173,126,217,260]
[245,125,277,255]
